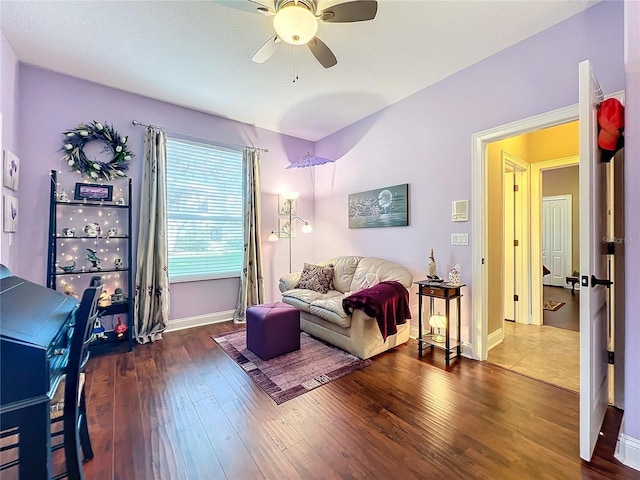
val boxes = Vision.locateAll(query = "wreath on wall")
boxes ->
[60,121,133,180]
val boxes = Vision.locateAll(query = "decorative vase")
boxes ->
[449,263,461,286]
[427,248,437,278]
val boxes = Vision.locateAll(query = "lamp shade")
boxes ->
[273,5,318,45]
[429,313,447,343]
[301,222,312,233]
[268,232,279,242]
[282,191,300,200]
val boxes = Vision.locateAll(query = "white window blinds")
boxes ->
[166,137,243,282]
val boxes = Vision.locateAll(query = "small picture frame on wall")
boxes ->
[3,150,20,191]
[279,217,296,238]
[278,195,296,215]
[74,183,113,201]
[3,194,18,232]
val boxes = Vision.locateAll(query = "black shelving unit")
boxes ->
[47,170,134,353]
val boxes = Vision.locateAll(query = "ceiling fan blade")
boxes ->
[214,0,275,15]
[320,0,377,22]
[307,37,337,68]
[252,35,281,63]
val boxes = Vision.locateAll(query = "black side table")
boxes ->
[415,280,464,366]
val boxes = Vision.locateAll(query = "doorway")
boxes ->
[484,124,580,392]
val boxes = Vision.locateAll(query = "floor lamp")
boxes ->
[268,192,312,273]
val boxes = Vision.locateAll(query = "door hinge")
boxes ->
[608,351,615,365]
[514,185,519,192]
[514,294,519,302]
[514,239,519,247]
[607,242,615,255]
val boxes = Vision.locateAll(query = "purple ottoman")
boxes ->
[246,302,300,360]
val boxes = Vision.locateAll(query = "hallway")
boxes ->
[487,287,580,392]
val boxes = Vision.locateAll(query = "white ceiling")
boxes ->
[1,0,597,142]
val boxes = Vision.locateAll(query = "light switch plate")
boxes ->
[451,233,469,246]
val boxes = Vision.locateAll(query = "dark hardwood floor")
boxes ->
[71,322,638,480]
[543,285,580,331]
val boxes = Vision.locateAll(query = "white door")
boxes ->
[542,195,572,287]
[579,59,610,461]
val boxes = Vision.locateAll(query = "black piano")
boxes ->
[0,264,78,479]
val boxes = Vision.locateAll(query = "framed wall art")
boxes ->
[3,194,18,232]
[278,194,296,215]
[74,183,113,201]
[3,149,20,191]
[348,183,409,229]
[278,217,296,238]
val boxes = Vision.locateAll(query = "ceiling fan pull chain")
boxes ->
[293,43,299,83]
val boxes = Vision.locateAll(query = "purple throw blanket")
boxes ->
[342,281,411,341]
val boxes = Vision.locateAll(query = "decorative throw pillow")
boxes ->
[294,263,335,294]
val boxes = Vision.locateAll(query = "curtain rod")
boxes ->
[131,120,269,153]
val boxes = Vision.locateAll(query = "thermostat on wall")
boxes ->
[452,200,469,222]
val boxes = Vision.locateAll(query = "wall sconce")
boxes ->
[429,313,447,343]
[268,191,312,273]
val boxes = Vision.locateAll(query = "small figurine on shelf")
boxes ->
[107,227,118,237]
[58,260,76,273]
[427,248,442,282]
[116,197,126,206]
[91,316,108,341]
[58,190,69,202]
[84,222,101,237]
[110,287,125,304]
[86,248,102,271]
[113,258,123,270]
[61,228,75,237]
[98,291,111,308]
[114,316,128,339]
[63,284,78,298]
[448,263,462,286]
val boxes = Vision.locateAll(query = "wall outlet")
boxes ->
[451,233,469,246]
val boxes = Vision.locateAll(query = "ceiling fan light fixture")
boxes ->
[273,4,318,45]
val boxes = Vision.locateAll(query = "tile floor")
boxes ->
[487,321,579,392]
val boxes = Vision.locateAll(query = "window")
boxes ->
[166,137,243,282]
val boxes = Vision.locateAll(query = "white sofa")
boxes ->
[278,256,413,359]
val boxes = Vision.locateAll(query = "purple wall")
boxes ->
[623,0,640,446]
[314,0,625,342]
[14,66,314,319]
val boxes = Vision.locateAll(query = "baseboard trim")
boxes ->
[165,310,234,333]
[487,327,504,351]
[615,430,640,471]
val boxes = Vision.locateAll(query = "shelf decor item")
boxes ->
[60,121,133,180]
[74,182,113,201]
[83,222,101,237]
[448,263,462,286]
[429,313,447,343]
[427,248,437,279]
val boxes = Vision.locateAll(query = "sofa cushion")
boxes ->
[350,257,413,292]
[309,294,351,328]
[321,256,361,293]
[294,263,335,293]
[282,288,342,313]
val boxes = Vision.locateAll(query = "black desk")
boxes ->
[0,270,77,479]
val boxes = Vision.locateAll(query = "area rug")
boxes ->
[212,330,373,404]
[543,300,565,311]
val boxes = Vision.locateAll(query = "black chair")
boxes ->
[49,280,102,480]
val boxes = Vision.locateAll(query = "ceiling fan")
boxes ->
[220,0,378,68]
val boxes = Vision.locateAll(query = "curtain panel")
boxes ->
[134,127,170,343]
[233,148,265,323]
